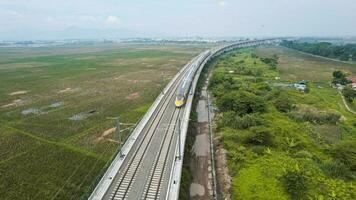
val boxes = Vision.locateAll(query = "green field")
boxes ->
[0,43,205,199]
[254,46,356,82]
[210,46,356,199]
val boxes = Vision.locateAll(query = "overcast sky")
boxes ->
[1,0,356,40]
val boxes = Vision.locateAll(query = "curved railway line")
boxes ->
[89,39,281,200]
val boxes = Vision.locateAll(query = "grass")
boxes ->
[254,46,356,82]
[0,43,205,199]
[210,46,356,199]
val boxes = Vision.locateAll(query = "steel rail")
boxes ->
[141,109,181,200]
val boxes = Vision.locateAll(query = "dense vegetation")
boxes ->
[210,48,356,199]
[282,40,356,61]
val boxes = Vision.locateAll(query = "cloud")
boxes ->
[1,10,24,18]
[106,16,121,25]
[217,0,227,7]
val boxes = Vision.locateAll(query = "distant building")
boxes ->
[335,83,345,90]
[352,83,356,90]
[346,76,356,90]
[347,76,356,83]
[297,80,307,85]
[294,83,307,91]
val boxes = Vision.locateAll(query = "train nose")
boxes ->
[175,99,184,107]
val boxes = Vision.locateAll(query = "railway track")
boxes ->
[103,58,194,200]
[141,109,181,200]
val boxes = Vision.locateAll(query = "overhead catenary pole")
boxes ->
[114,116,124,157]
[161,72,165,95]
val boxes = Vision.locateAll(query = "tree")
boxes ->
[352,52,356,61]
[333,70,345,79]
[281,41,356,62]
[332,70,350,85]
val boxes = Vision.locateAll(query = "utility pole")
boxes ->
[161,72,164,95]
[114,116,120,143]
[114,116,125,158]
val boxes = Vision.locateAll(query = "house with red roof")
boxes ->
[347,76,356,90]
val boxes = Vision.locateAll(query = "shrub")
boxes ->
[275,95,293,112]
[217,92,236,112]
[330,140,356,172]
[321,160,353,180]
[228,146,247,163]
[251,53,258,58]
[260,56,278,68]
[293,150,314,160]
[342,87,356,103]
[284,137,302,150]
[247,82,272,96]
[209,72,234,88]
[219,112,264,129]
[290,106,341,124]
[281,165,308,200]
[234,91,267,115]
[251,146,265,156]
[217,91,267,115]
[244,128,274,146]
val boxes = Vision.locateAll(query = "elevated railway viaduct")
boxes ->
[89,38,281,200]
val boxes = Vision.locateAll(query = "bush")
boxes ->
[281,165,308,200]
[228,146,247,163]
[260,56,278,68]
[342,87,356,103]
[251,53,258,58]
[219,112,264,129]
[293,150,314,160]
[321,160,354,180]
[330,140,356,172]
[251,146,266,156]
[209,72,234,88]
[247,82,271,96]
[217,91,267,115]
[234,91,267,115]
[244,128,274,146]
[290,106,341,124]
[275,95,293,113]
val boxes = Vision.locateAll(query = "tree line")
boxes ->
[282,40,356,61]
